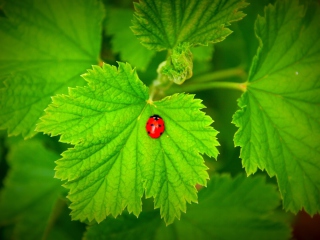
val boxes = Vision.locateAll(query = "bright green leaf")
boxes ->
[131,0,248,51]
[84,175,291,240]
[36,62,219,225]
[233,0,320,215]
[0,139,62,240]
[106,7,155,71]
[0,0,104,138]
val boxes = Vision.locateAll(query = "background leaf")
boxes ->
[233,0,320,215]
[105,7,155,71]
[131,0,248,51]
[37,62,219,225]
[191,45,214,62]
[0,139,63,240]
[84,175,291,240]
[0,0,104,138]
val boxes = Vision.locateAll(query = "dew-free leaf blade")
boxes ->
[233,0,320,214]
[131,0,248,51]
[37,62,219,225]
[83,175,291,240]
[0,0,104,138]
[0,139,62,240]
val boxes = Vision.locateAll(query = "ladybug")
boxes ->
[146,114,165,138]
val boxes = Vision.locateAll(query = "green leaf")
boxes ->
[131,0,248,51]
[161,42,193,85]
[233,0,320,215]
[84,175,291,240]
[46,204,86,240]
[36,62,219,225]
[0,139,62,240]
[105,7,155,71]
[0,0,104,138]
[83,211,161,240]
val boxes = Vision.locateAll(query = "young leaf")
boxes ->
[0,0,104,138]
[161,42,193,84]
[84,175,291,240]
[0,139,62,240]
[131,0,248,51]
[105,7,155,71]
[233,0,320,215]
[36,62,219,225]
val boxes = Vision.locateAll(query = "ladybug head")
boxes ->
[151,114,161,120]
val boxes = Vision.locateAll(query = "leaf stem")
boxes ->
[150,61,247,99]
[167,81,247,94]
[149,61,172,101]
[190,66,247,83]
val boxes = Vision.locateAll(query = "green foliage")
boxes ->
[191,45,215,62]
[0,0,104,138]
[104,6,214,75]
[105,7,155,71]
[132,0,248,51]
[84,175,291,240]
[37,62,219,225]
[161,42,193,84]
[0,0,319,238]
[131,0,247,84]
[0,139,62,240]
[233,0,320,215]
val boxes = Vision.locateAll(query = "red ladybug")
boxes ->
[146,115,165,138]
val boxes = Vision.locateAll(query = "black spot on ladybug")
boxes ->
[159,124,161,127]
[151,124,154,126]
[148,131,150,134]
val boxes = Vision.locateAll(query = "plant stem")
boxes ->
[150,61,247,99]
[191,67,246,83]
[42,197,66,240]
[167,81,247,94]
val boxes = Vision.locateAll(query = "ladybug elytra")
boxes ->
[146,114,165,138]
